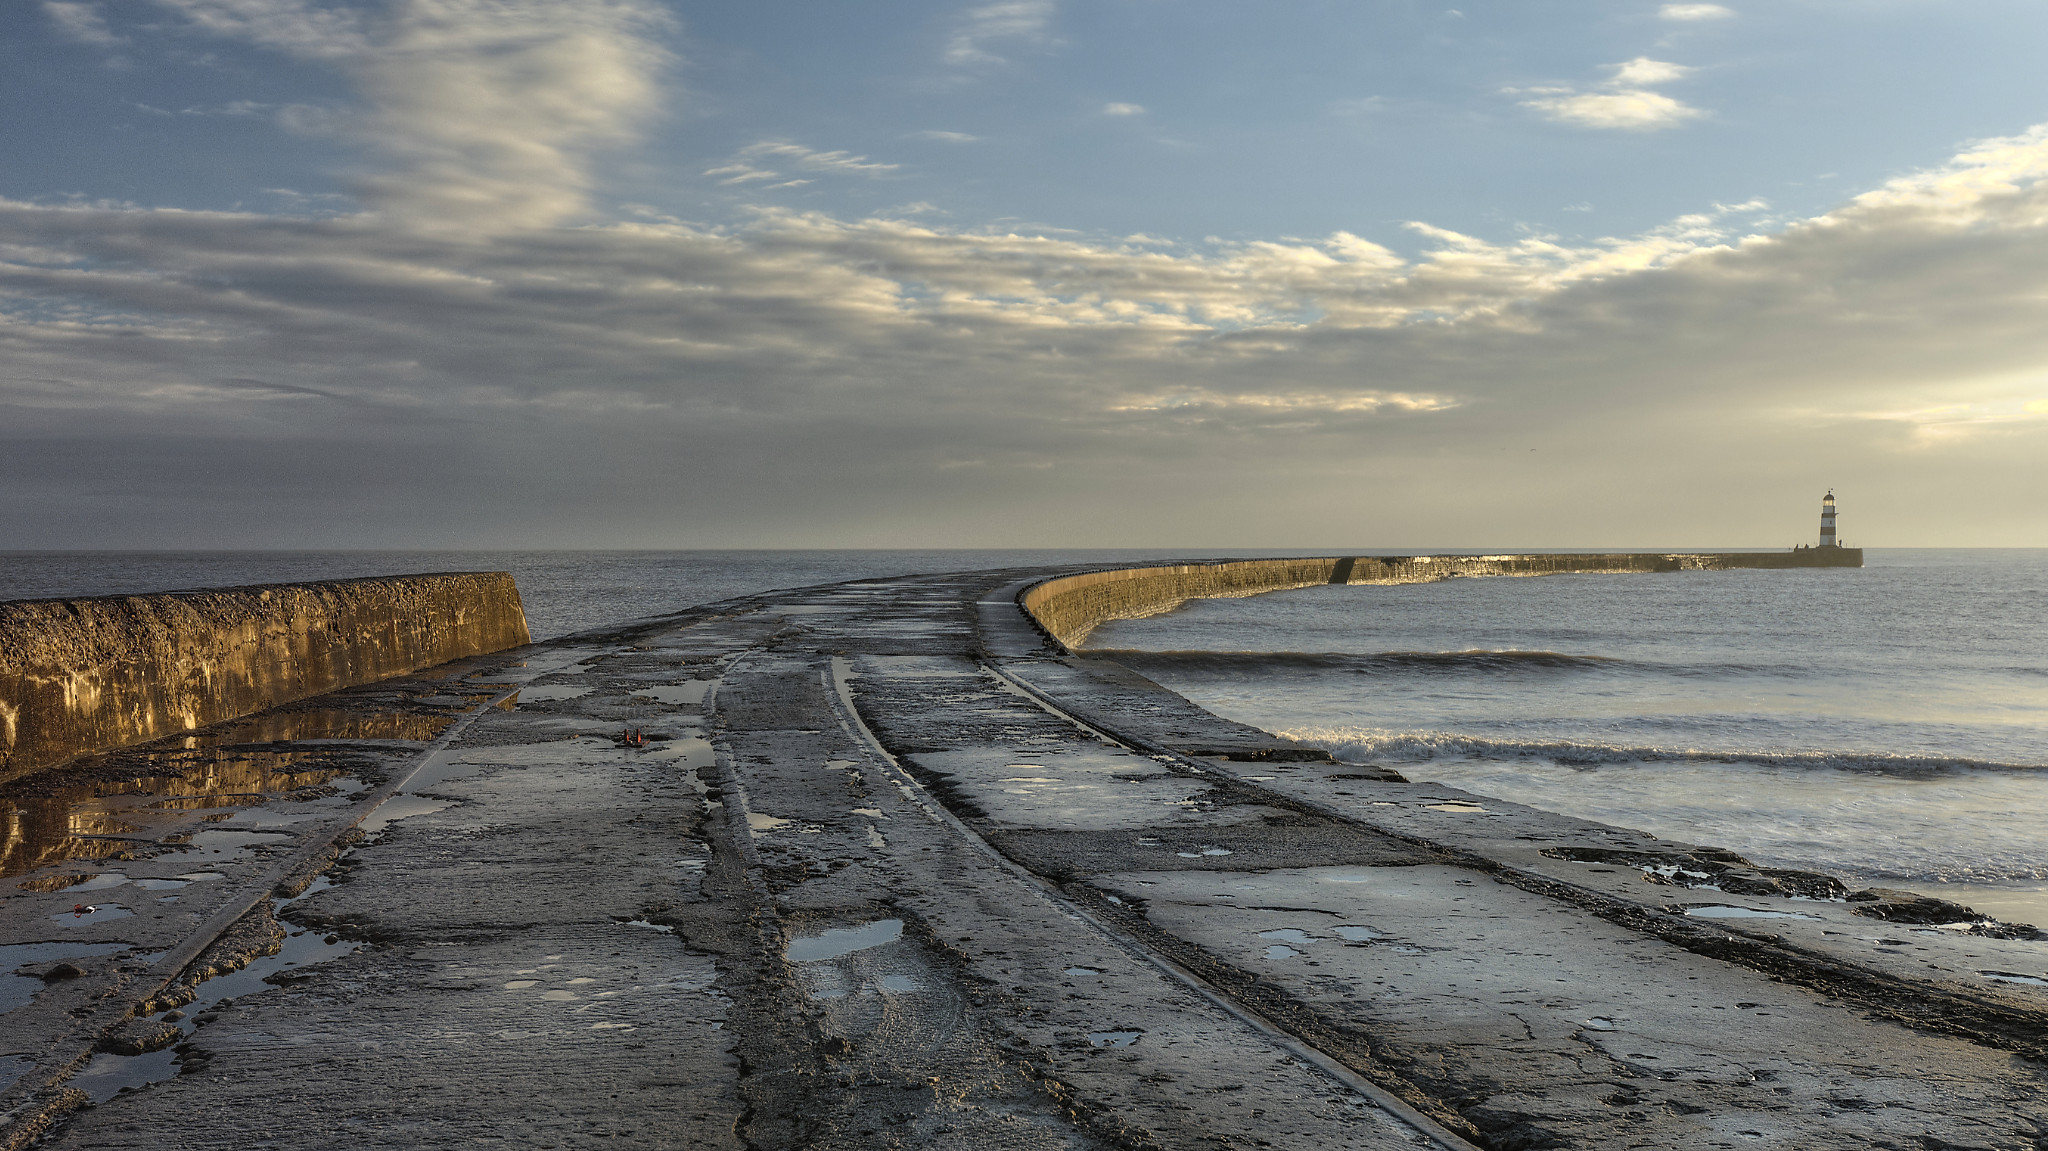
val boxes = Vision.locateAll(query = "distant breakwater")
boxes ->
[1021,550,1863,649]
[0,573,531,784]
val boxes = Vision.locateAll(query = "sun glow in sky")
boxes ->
[4,1,2047,547]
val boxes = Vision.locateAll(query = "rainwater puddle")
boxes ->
[51,904,132,924]
[360,795,452,837]
[1063,966,1102,977]
[1980,970,2048,987]
[625,919,674,934]
[1089,1030,1143,1048]
[1264,945,1302,959]
[2,941,132,1013]
[1258,929,1315,945]
[851,808,886,819]
[1175,846,1234,858]
[641,737,713,767]
[747,813,792,834]
[634,682,711,707]
[787,919,903,963]
[876,974,918,993]
[1584,1017,1618,1031]
[516,685,592,704]
[1684,906,1822,920]
[1332,925,1385,942]
[1424,803,1489,814]
[188,829,294,854]
[65,907,359,1103]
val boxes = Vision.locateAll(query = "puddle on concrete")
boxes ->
[633,682,711,707]
[1332,925,1385,942]
[876,974,918,993]
[640,737,714,768]
[514,684,593,705]
[51,904,132,924]
[360,795,452,837]
[224,708,452,744]
[851,807,886,819]
[1175,846,1234,858]
[1088,1030,1143,1048]
[1264,945,1302,959]
[1980,970,2048,987]
[1584,1017,1618,1031]
[1063,966,1102,977]
[787,919,904,963]
[1258,929,1316,946]
[1,941,132,1013]
[625,919,675,934]
[1,745,361,881]
[1423,803,1489,814]
[1683,905,1823,920]
[62,897,361,1103]
[747,813,792,834]
[188,829,295,855]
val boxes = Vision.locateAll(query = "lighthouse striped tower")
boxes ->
[1819,490,1838,548]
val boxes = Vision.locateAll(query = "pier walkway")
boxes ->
[3,563,2044,1149]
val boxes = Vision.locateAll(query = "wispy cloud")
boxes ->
[43,1,124,45]
[1660,3,1734,20]
[911,130,980,143]
[706,141,900,186]
[944,0,1054,67]
[1516,57,1705,131]
[153,0,672,232]
[1102,102,1145,117]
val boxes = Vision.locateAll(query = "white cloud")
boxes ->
[1102,102,1145,117]
[1660,3,1734,20]
[1518,57,1705,131]
[944,0,1054,67]
[912,130,980,143]
[707,142,900,186]
[43,1,124,45]
[154,0,672,232]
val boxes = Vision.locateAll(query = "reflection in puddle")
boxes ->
[515,685,592,704]
[747,813,792,834]
[1683,905,1822,920]
[1176,846,1233,858]
[1424,803,1489,814]
[1980,970,2048,987]
[1583,1016,1618,1031]
[1089,1030,1143,1048]
[633,682,711,707]
[224,709,452,745]
[1332,925,1384,942]
[1264,945,1301,959]
[876,974,917,993]
[787,919,904,963]
[359,795,452,837]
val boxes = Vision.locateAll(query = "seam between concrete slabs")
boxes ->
[823,656,1483,1151]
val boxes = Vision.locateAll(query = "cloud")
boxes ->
[944,0,1054,67]
[8,17,2048,546]
[154,0,673,232]
[1660,3,1734,20]
[1517,57,1705,131]
[43,1,124,45]
[912,130,980,143]
[706,141,900,186]
[1102,102,1145,117]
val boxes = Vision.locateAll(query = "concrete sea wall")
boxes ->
[1022,549,1863,649]
[0,573,531,784]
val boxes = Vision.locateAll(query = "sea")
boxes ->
[1085,549,2048,925]
[6,548,2044,922]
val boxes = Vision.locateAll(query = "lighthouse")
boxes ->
[1819,490,1838,548]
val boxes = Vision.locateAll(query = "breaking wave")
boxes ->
[1284,727,2047,777]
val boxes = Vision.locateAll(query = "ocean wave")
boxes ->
[1282,726,2047,777]
[1096,648,1623,675]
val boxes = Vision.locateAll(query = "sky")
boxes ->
[4,0,2048,549]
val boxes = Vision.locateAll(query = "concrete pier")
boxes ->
[0,574,532,785]
[8,553,2041,1151]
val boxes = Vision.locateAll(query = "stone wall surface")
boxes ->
[1023,549,1863,648]
[0,573,530,783]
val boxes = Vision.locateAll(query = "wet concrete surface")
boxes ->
[2,567,2043,1148]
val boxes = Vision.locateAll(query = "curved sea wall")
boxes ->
[1022,549,1862,649]
[0,572,531,784]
